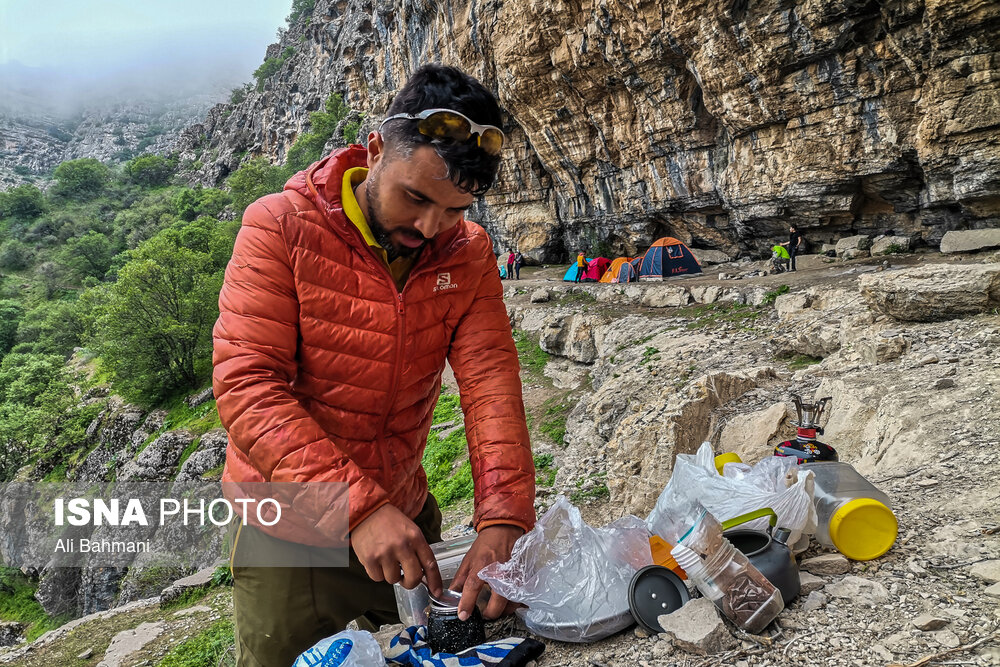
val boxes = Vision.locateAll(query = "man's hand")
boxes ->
[451,524,524,621]
[351,503,443,597]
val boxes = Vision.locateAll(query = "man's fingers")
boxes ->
[381,557,403,585]
[483,588,508,620]
[399,551,424,590]
[415,539,443,597]
[458,573,484,622]
[360,557,384,583]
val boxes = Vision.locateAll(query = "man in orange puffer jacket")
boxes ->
[213,65,536,666]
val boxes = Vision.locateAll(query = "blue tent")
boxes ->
[638,238,702,278]
[562,258,593,281]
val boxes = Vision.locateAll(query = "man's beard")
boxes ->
[365,174,424,263]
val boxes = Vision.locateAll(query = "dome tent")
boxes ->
[638,237,702,278]
[599,257,639,283]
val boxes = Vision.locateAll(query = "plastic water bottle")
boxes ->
[293,629,384,667]
[800,462,898,561]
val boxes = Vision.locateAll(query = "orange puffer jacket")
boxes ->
[213,146,535,546]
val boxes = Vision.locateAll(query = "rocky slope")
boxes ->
[180,0,1000,260]
[0,94,228,189]
[1,248,997,666]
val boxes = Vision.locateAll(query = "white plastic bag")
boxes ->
[293,629,384,666]
[478,496,652,643]
[647,443,817,548]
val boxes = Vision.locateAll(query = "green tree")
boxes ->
[12,299,84,357]
[227,157,288,213]
[59,230,113,280]
[113,190,180,249]
[0,352,75,474]
[174,187,231,221]
[0,240,33,271]
[285,94,350,172]
[84,233,222,403]
[124,154,176,187]
[0,300,24,356]
[51,158,111,201]
[0,184,46,219]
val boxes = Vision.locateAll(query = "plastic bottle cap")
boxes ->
[829,498,898,561]
[714,452,742,474]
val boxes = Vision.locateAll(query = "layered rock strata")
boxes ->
[180,0,1000,260]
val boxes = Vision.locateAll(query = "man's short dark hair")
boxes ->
[381,64,502,196]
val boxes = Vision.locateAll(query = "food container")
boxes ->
[426,588,486,654]
[394,534,478,627]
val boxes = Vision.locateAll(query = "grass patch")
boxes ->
[160,586,211,612]
[539,397,570,447]
[175,436,202,473]
[157,618,234,667]
[784,354,823,370]
[761,284,789,306]
[556,291,597,307]
[533,453,557,487]
[139,394,222,455]
[0,568,69,641]
[422,390,473,509]
[680,302,766,330]
[640,346,660,366]
[513,329,549,376]
[569,474,610,504]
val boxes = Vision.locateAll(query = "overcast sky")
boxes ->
[0,0,289,83]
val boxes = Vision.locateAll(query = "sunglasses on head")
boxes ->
[379,108,505,155]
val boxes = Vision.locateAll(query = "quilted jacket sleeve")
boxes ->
[448,241,536,533]
[213,197,391,532]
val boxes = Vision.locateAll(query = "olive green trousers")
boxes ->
[230,495,442,667]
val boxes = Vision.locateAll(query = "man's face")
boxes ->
[365,140,476,259]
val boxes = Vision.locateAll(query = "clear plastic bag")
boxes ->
[647,443,817,549]
[293,629,384,666]
[478,496,652,643]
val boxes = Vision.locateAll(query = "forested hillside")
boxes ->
[0,92,357,484]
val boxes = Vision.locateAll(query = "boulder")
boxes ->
[871,235,913,255]
[858,333,910,365]
[690,248,732,265]
[800,553,851,575]
[99,621,165,667]
[185,387,215,408]
[119,430,195,481]
[175,429,228,482]
[0,621,24,647]
[859,263,1000,321]
[940,229,1000,254]
[605,368,775,514]
[538,313,608,364]
[842,248,870,260]
[529,288,550,303]
[835,235,872,256]
[159,566,216,606]
[641,286,691,308]
[825,575,890,605]
[718,402,787,462]
[969,559,1000,584]
[689,285,721,304]
[656,598,737,655]
[774,292,811,318]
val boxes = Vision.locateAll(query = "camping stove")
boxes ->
[773,394,838,463]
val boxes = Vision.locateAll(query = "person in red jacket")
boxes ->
[213,64,535,666]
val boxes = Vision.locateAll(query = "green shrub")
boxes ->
[0,240,33,270]
[227,157,289,213]
[761,284,790,306]
[287,0,316,23]
[124,154,176,187]
[0,184,46,219]
[285,94,350,172]
[253,46,295,91]
[51,158,111,201]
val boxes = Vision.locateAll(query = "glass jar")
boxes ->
[425,590,486,655]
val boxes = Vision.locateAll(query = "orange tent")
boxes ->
[599,257,637,283]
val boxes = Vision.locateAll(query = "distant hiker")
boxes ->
[506,250,515,279]
[214,65,534,667]
[780,224,804,271]
[514,250,524,279]
[771,244,790,273]
[575,251,585,283]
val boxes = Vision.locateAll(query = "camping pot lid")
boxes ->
[428,589,463,614]
[628,565,691,634]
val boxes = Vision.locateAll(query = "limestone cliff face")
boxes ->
[182,0,1000,260]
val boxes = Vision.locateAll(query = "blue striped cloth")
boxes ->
[385,626,544,667]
